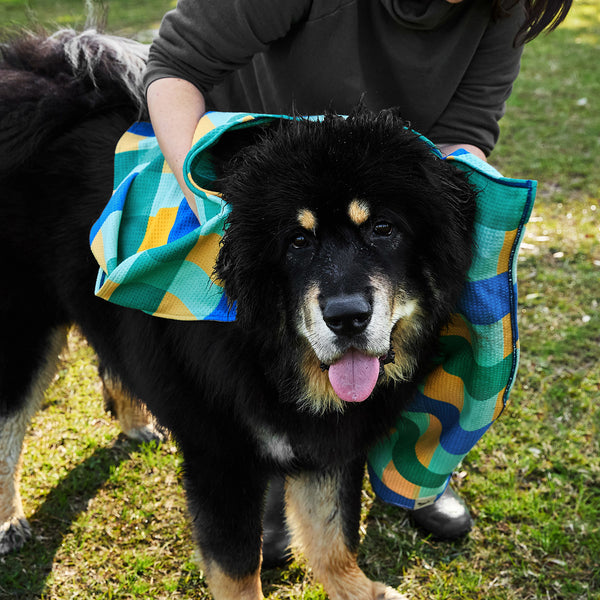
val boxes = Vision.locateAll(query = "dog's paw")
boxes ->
[101,376,165,443]
[0,516,32,555]
[124,422,165,443]
[374,584,409,600]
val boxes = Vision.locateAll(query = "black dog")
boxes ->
[0,30,476,600]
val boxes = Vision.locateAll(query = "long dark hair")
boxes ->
[494,0,573,44]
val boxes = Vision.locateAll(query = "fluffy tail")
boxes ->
[52,28,148,108]
[0,29,148,174]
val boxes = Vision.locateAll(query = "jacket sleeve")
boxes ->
[145,0,311,93]
[427,3,525,156]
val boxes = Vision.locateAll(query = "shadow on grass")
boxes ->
[0,436,137,598]
[359,494,475,594]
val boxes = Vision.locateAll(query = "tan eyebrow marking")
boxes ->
[348,199,370,226]
[297,208,317,232]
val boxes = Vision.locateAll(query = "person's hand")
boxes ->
[147,77,207,218]
[438,143,487,161]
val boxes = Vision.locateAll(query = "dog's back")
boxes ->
[0,30,146,278]
[0,28,148,409]
[0,29,147,176]
[0,29,148,318]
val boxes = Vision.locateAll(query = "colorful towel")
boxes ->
[90,112,536,508]
[91,113,283,320]
[368,149,536,508]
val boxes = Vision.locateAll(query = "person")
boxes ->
[143,0,572,566]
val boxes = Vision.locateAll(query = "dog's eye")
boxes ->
[291,233,309,249]
[373,222,393,237]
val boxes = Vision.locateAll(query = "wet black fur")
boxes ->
[0,34,476,579]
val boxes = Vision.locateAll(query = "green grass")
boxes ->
[1,1,599,599]
[0,0,173,37]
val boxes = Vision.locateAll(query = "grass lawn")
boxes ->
[0,1,598,599]
[0,0,171,38]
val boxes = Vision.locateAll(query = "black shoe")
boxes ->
[409,486,473,540]
[262,475,293,569]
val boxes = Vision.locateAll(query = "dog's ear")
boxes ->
[209,125,273,191]
[208,121,291,332]
[416,159,478,321]
[215,222,284,332]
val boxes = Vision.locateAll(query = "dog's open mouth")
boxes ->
[322,348,394,403]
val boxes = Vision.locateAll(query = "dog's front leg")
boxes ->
[285,460,408,600]
[201,561,263,600]
[179,442,267,600]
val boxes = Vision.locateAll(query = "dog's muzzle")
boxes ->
[316,292,394,403]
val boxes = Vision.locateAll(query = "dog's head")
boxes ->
[215,109,477,412]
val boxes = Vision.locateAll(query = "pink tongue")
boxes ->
[328,349,380,403]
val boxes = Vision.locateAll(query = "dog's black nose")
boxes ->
[322,294,372,336]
